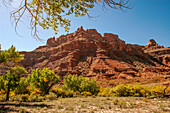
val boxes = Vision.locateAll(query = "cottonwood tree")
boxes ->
[2,0,132,40]
[2,66,27,101]
[0,46,24,65]
[63,75,99,95]
[28,68,60,95]
[0,46,25,101]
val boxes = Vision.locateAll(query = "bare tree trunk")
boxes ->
[6,84,10,101]
[44,83,54,96]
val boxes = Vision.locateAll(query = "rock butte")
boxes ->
[18,26,170,81]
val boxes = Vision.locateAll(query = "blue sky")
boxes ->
[0,0,170,51]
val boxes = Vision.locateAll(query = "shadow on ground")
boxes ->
[0,102,52,113]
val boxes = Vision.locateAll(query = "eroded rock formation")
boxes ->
[19,27,170,81]
[144,39,170,66]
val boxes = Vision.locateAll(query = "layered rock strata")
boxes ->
[19,27,170,80]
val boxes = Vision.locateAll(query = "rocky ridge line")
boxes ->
[18,27,169,81]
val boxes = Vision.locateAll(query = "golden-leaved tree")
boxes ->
[0,46,25,101]
[0,45,24,65]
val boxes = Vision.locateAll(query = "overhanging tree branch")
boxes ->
[2,0,132,40]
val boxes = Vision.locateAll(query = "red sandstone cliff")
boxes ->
[19,27,170,82]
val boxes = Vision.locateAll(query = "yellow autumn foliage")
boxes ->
[44,78,48,82]
[0,89,5,95]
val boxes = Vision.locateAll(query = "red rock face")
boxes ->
[19,27,170,79]
[144,39,170,66]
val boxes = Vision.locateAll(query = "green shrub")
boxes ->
[113,99,127,108]
[10,94,29,102]
[51,87,74,98]
[97,87,112,97]
[12,95,22,102]
[110,84,150,97]
[149,85,170,96]
[45,92,57,100]
[98,84,156,97]
[113,98,119,105]
[73,91,81,97]
[28,95,41,102]
[81,92,92,96]
[131,84,149,97]
[27,95,45,102]
[0,94,6,102]
[38,96,46,102]
[80,78,99,95]
[117,100,127,108]
[63,75,83,92]
[113,84,132,96]
[21,94,29,102]
[63,75,99,95]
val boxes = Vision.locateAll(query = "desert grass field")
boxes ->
[0,96,169,113]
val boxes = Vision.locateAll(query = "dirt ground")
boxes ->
[0,97,169,113]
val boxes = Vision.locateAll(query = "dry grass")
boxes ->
[0,97,169,113]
